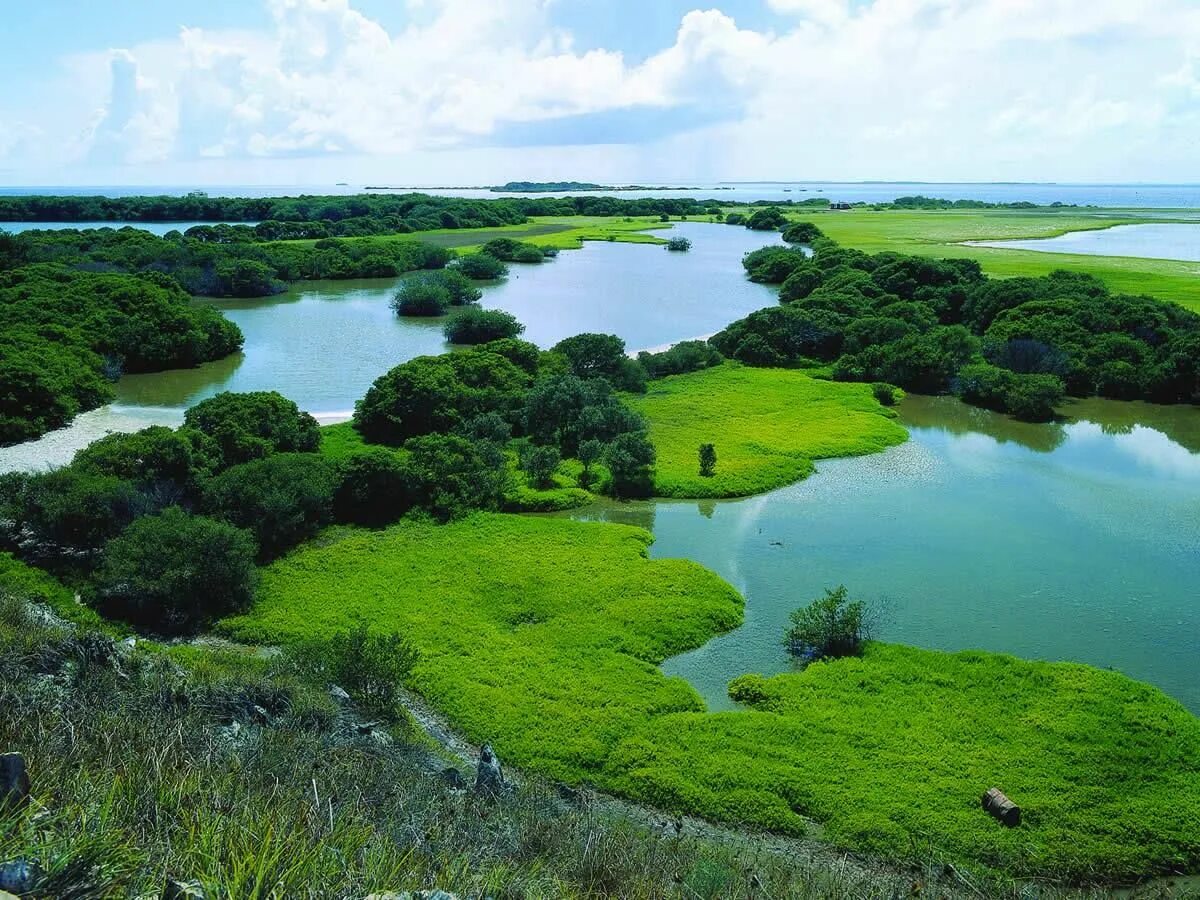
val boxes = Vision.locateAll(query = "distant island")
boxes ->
[362,182,733,193]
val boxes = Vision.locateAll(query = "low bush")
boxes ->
[444,307,525,344]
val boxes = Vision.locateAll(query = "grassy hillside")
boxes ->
[225,513,1200,880]
[762,208,1200,312]
[627,364,907,498]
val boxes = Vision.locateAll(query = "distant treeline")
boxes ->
[0,192,724,233]
[490,182,700,193]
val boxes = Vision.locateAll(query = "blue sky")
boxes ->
[2,0,1197,185]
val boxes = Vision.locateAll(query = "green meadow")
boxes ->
[222,514,1200,880]
[765,207,1200,312]
[627,363,908,498]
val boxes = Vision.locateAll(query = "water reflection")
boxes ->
[563,394,1200,714]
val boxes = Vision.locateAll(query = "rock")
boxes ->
[0,753,30,812]
[981,787,1021,827]
[250,704,271,726]
[473,744,505,798]
[329,685,351,704]
[439,767,467,791]
[355,721,382,736]
[162,879,206,899]
[0,859,39,894]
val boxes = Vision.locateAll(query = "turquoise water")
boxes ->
[564,395,1200,713]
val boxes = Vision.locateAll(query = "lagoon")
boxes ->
[968,222,1200,262]
[0,223,782,471]
[564,395,1200,713]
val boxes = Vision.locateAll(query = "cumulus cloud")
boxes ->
[1,0,1199,180]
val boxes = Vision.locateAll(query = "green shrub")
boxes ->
[391,278,452,316]
[519,444,561,488]
[93,507,257,633]
[783,585,866,661]
[698,443,717,477]
[443,307,524,344]
[871,382,897,406]
[452,252,508,280]
[781,221,824,244]
[303,623,419,721]
[202,454,337,560]
[666,237,692,252]
[332,448,414,526]
[183,391,320,469]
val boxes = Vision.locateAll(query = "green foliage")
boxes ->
[781,221,824,244]
[391,277,452,316]
[626,364,906,498]
[354,351,529,445]
[745,208,788,231]
[783,585,866,660]
[637,340,724,378]
[741,246,810,283]
[523,374,644,457]
[552,332,647,392]
[519,443,561,488]
[871,382,898,406]
[698,443,717,478]
[0,551,104,627]
[332,448,414,526]
[71,425,216,491]
[666,236,692,252]
[955,363,1065,422]
[301,623,419,720]
[403,433,507,520]
[443,307,524,344]
[426,267,484,304]
[202,454,337,560]
[227,515,1200,880]
[475,337,542,374]
[183,391,320,469]
[604,432,656,498]
[94,507,257,634]
[0,266,243,444]
[724,213,746,226]
[451,252,509,280]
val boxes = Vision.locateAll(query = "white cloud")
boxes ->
[0,0,1198,181]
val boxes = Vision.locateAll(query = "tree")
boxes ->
[354,356,467,445]
[666,237,692,252]
[202,453,337,560]
[745,207,788,231]
[333,448,415,526]
[452,252,508,280]
[391,278,452,316]
[781,221,824,244]
[520,444,561,488]
[444,308,524,344]
[427,268,483,304]
[183,391,320,469]
[8,469,141,562]
[603,431,656,498]
[93,507,257,633]
[70,425,216,493]
[578,438,604,487]
[551,333,647,392]
[405,433,507,520]
[783,585,867,662]
[698,443,717,477]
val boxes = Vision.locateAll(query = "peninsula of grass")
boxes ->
[761,207,1200,312]
[626,363,907,498]
[224,513,1200,881]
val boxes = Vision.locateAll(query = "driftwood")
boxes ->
[981,787,1021,827]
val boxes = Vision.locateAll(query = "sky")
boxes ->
[2,0,1198,186]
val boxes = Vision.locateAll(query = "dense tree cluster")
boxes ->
[352,333,657,500]
[0,266,243,444]
[710,230,1200,417]
[712,232,1200,420]
[479,237,553,263]
[11,227,454,298]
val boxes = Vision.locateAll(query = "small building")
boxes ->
[830,201,853,210]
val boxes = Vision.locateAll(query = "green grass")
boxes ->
[755,208,1200,312]
[627,364,908,498]
[224,513,1200,880]
[223,515,745,783]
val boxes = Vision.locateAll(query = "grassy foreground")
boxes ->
[627,364,907,498]
[766,208,1200,312]
[225,514,1200,881]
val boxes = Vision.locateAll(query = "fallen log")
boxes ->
[981,787,1021,827]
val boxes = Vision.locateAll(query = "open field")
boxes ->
[223,513,1200,881]
[738,208,1200,312]
[627,363,907,498]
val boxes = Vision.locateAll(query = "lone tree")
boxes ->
[698,443,717,477]
[666,236,692,252]
[783,585,868,662]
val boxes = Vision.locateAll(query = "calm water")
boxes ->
[4,182,1200,207]
[0,221,257,235]
[0,223,781,471]
[563,395,1200,713]
[970,222,1200,262]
